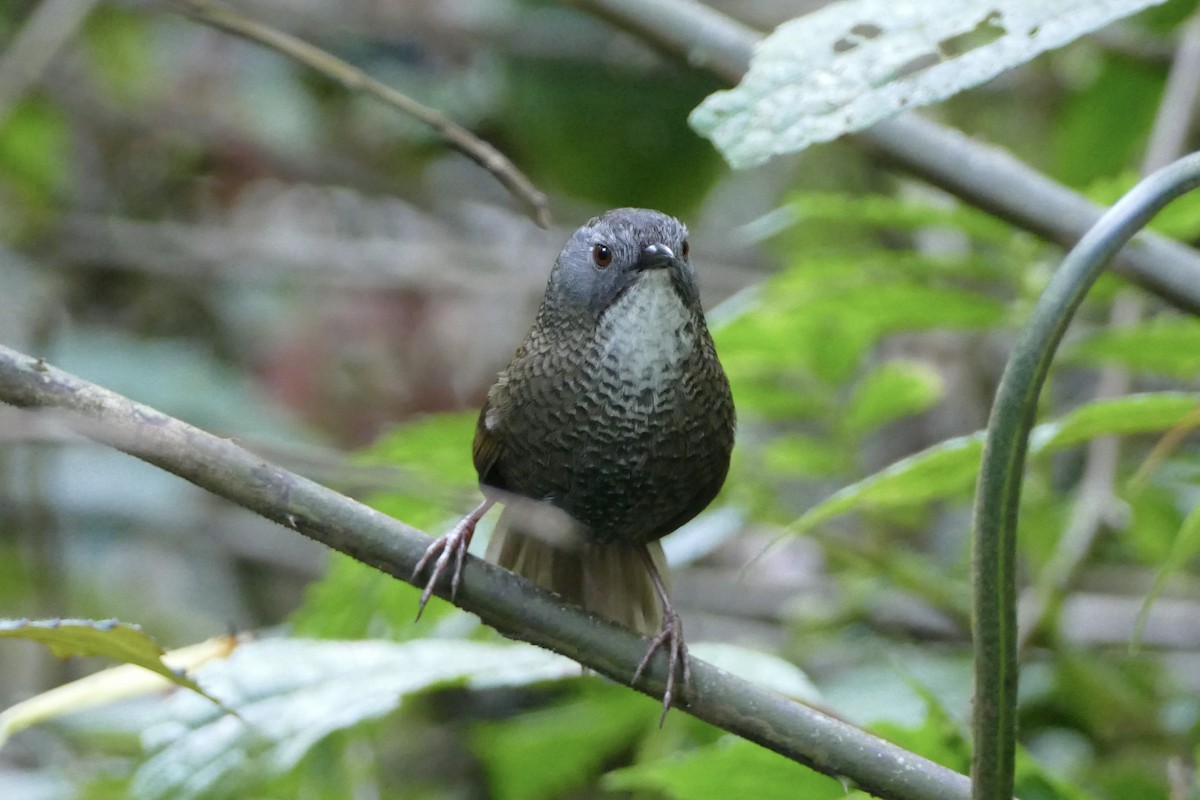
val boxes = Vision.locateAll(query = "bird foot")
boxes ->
[632,606,691,726]
[412,512,480,619]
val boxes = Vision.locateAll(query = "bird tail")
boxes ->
[485,506,665,636]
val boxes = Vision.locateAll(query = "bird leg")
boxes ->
[412,498,494,618]
[630,545,691,726]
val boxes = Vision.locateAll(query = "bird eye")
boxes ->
[591,243,613,268]
[681,239,690,259]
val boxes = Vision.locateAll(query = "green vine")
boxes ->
[970,151,1200,800]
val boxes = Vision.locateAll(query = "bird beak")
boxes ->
[637,243,676,271]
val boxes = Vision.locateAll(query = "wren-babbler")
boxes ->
[414,208,736,719]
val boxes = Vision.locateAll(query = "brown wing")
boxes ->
[472,394,507,491]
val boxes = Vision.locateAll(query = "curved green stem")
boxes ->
[971,151,1200,800]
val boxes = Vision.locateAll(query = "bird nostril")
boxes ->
[643,243,675,259]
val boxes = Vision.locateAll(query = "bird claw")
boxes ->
[412,516,475,619]
[632,606,691,726]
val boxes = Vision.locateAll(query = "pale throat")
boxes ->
[598,269,695,388]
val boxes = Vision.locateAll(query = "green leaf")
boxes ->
[130,639,578,800]
[355,412,479,531]
[844,360,944,437]
[504,59,723,215]
[761,433,847,477]
[0,98,69,210]
[690,0,1167,167]
[1014,750,1095,800]
[1065,318,1200,379]
[0,618,209,696]
[359,410,478,486]
[792,433,984,534]
[793,393,1200,534]
[719,278,1003,391]
[1028,392,1200,453]
[292,414,495,638]
[750,192,1019,249]
[83,5,154,105]
[470,647,821,800]
[289,553,472,640]
[1125,484,1184,565]
[0,620,229,747]
[1132,502,1200,651]
[605,735,849,800]
[795,282,1005,338]
[1052,57,1164,189]
[868,684,1090,800]
[471,684,654,800]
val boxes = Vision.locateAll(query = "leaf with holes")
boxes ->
[691,0,1167,167]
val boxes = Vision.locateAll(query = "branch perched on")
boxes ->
[0,344,972,800]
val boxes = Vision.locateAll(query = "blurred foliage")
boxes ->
[2,1,1200,800]
[1052,55,1164,189]
[504,59,726,217]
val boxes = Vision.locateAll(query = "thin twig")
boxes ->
[173,0,551,228]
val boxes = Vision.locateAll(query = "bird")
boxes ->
[413,207,735,721]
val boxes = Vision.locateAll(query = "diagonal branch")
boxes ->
[0,343,971,800]
[568,0,1200,315]
[172,0,551,228]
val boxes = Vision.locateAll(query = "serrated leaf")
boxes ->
[844,360,944,436]
[605,735,847,800]
[0,618,212,698]
[691,0,1166,167]
[1065,318,1200,379]
[130,639,578,800]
